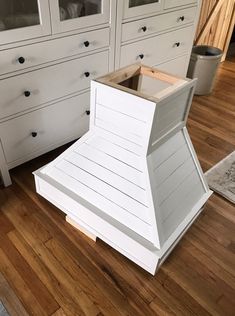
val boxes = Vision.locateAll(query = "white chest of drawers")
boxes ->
[0,0,116,186]
[115,0,201,76]
[0,0,201,186]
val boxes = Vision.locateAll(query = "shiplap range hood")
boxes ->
[34,64,212,274]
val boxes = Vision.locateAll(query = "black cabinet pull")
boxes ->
[139,54,144,59]
[18,56,25,64]
[84,72,90,77]
[24,91,31,97]
[31,132,37,138]
[84,41,90,47]
[141,26,147,32]
[175,42,180,47]
[86,110,90,115]
[179,16,185,21]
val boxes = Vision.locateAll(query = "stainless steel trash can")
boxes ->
[187,45,223,95]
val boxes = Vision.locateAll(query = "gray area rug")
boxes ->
[205,151,235,203]
[0,301,10,316]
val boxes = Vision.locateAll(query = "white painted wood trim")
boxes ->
[123,0,163,20]
[183,127,211,192]
[145,155,164,247]
[0,140,12,187]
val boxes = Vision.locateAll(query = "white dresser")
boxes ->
[0,0,201,186]
[115,0,200,76]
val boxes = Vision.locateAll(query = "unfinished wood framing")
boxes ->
[195,0,235,61]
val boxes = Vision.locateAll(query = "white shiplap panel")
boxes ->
[95,128,143,156]
[154,144,191,186]
[86,136,143,170]
[66,151,148,205]
[158,158,196,205]
[75,143,145,187]
[160,170,203,221]
[56,160,150,222]
[156,103,186,131]
[95,118,144,146]
[151,131,185,169]
[96,81,155,122]
[163,181,205,239]
[157,89,190,120]
[154,89,190,138]
[49,167,153,241]
[95,104,147,138]
[154,119,182,142]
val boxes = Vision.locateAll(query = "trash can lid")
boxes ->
[191,45,223,60]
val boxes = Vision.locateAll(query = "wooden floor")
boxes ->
[0,59,235,316]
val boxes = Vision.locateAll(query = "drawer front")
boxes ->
[120,26,193,68]
[0,50,109,119]
[155,55,188,77]
[164,0,197,9]
[0,92,90,164]
[0,28,109,75]
[122,6,197,42]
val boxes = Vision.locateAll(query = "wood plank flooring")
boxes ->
[0,59,235,315]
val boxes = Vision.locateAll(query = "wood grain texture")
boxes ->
[0,272,29,316]
[0,59,234,315]
[195,0,235,60]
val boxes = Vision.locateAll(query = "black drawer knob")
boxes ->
[175,42,180,47]
[84,72,90,77]
[24,91,31,97]
[141,26,147,32]
[84,41,90,47]
[179,16,185,21]
[18,56,25,64]
[139,54,144,59]
[86,110,90,115]
[31,132,37,138]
